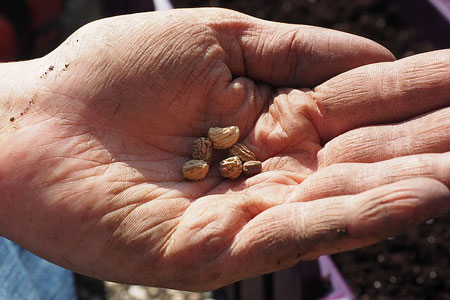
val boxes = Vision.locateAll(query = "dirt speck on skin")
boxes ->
[21,107,30,115]
[40,65,56,79]
[16,97,35,119]
[336,228,349,237]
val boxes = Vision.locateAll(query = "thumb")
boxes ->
[209,8,395,87]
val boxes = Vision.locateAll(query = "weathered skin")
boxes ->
[0,8,449,291]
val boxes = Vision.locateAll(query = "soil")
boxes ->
[332,215,450,300]
[65,0,448,299]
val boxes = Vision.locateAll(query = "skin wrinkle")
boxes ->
[3,7,449,291]
[125,205,182,251]
[180,35,221,83]
[233,216,277,254]
[270,96,289,143]
[267,155,294,170]
[305,90,328,143]
[350,187,438,241]
[231,204,301,270]
[219,33,244,77]
[38,157,97,186]
[286,150,319,173]
[104,210,175,265]
[256,90,322,162]
[141,183,176,200]
[123,20,179,66]
[320,108,450,165]
[239,178,295,201]
[357,192,419,228]
[256,116,277,157]
[159,217,183,257]
[402,59,449,88]
[241,27,266,79]
[148,183,195,201]
[326,34,334,62]
[285,28,303,86]
[322,129,379,164]
[293,93,321,142]
[204,69,236,118]
[265,155,285,171]
[175,177,227,200]
[292,204,307,256]
[305,153,450,202]
[310,51,450,143]
[380,63,399,98]
[299,28,318,80]
[173,200,242,255]
[27,95,76,123]
[264,28,280,81]
[278,94,298,144]
[220,79,250,118]
[236,31,250,78]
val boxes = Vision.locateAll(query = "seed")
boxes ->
[192,137,213,164]
[243,161,262,176]
[208,126,240,149]
[182,160,209,181]
[229,143,256,162]
[219,156,242,179]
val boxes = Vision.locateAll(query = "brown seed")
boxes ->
[192,137,213,164]
[243,161,262,176]
[183,160,209,181]
[219,156,242,179]
[229,143,256,162]
[208,126,240,149]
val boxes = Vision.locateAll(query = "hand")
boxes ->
[0,8,448,291]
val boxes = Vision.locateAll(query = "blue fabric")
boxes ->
[0,237,77,300]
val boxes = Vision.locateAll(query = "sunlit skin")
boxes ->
[0,8,449,291]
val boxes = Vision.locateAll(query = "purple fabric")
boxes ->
[318,256,355,300]
[428,0,450,22]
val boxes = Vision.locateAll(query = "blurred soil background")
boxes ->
[58,0,448,299]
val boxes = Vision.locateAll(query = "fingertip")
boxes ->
[388,177,450,205]
[351,177,450,240]
[404,177,450,213]
[357,36,396,63]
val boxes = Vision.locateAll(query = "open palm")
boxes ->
[1,8,449,291]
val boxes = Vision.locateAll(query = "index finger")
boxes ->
[311,49,450,141]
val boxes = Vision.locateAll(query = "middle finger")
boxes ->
[318,106,450,166]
